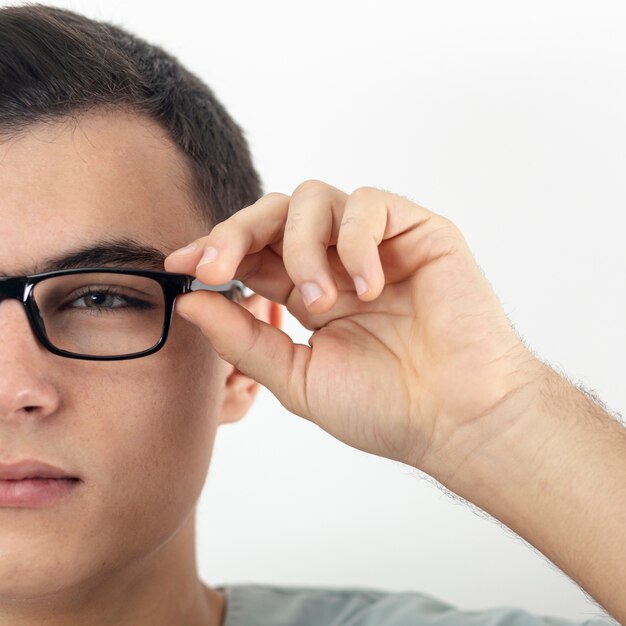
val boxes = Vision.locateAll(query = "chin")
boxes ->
[0,536,101,601]
[0,563,73,601]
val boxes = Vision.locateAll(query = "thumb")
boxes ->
[174,290,309,417]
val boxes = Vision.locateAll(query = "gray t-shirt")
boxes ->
[217,584,613,626]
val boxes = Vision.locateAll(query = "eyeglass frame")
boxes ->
[0,266,247,361]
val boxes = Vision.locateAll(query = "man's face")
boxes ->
[0,108,234,597]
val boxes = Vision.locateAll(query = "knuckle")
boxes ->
[293,179,326,197]
[284,210,304,234]
[349,185,379,202]
[425,223,463,257]
[439,215,458,231]
[264,191,290,201]
[340,214,359,228]
[205,222,228,242]
[337,215,362,242]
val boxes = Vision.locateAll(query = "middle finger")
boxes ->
[281,180,349,308]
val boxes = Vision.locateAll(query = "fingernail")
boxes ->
[172,242,198,255]
[198,247,219,266]
[354,276,369,296]
[301,282,323,306]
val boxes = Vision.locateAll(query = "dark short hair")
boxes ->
[0,3,262,227]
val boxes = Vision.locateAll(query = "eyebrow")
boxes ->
[18,237,168,276]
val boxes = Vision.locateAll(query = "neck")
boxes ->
[0,510,225,626]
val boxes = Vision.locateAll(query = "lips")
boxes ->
[0,461,81,507]
[0,460,77,481]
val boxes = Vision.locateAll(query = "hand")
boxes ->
[164,180,542,481]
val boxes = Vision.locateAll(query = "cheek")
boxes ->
[61,331,224,563]
[87,344,221,490]
[0,326,225,597]
[0,321,225,597]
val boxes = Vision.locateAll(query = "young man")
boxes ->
[0,5,623,625]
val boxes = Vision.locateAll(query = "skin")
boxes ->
[165,182,626,621]
[0,108,280,626]
[1,106,625,623]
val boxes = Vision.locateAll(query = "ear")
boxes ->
[216,292,283,426]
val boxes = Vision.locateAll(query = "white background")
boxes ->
[5,0,625,621]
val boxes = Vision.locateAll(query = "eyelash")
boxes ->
[63,287,154,312]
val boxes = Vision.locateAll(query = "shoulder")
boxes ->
[218,583,612,626]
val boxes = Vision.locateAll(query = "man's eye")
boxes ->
[61,288,153,312]
[71,291,130,309]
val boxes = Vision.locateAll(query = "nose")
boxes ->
[0,300,60,421]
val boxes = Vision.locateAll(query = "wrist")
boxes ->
[421,358,626,623]
[419,346,552,495]
[434,360,558,501]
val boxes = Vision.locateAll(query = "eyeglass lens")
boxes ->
[31,273,167,357]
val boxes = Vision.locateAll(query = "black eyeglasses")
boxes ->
[0,267,246,361]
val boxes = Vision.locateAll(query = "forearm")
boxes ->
[439,363,626,623]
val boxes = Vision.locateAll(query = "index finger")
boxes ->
[164,191,291,281]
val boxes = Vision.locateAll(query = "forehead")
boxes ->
[0,108,202,275]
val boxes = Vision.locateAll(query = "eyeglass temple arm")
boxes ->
[190,278,252,299]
